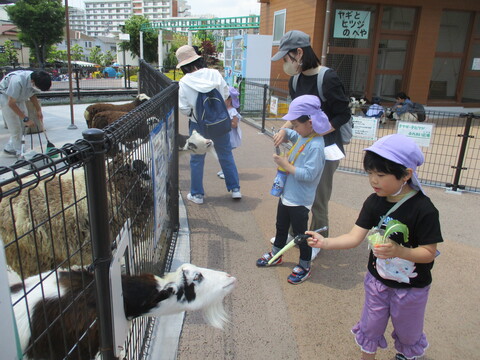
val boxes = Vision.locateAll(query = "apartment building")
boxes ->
[68,0,179,38]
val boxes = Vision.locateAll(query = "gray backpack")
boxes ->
[292,66,353,145]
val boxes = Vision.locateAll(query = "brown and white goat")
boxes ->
[11,263,236,360]
[84,93,150,128]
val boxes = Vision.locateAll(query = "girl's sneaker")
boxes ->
[256,252,283,267]
[287,265,311,285]
[395,354,416,360]
[217,171,225,179]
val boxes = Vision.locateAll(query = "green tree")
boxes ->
[196,30,215,43]
[6,0,66,68]
[0,40,19,66]
[88,46,103,65]
[71,44,84,61]
[121,15,158,63]
[102,50,115,66]
[46,44,67,64]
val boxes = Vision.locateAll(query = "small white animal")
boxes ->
[178,130,214,155]
[11,263,236,359]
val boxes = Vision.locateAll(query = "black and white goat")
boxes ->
[11,263,236,360]
[177,130,215,156]
[349,96,368,115]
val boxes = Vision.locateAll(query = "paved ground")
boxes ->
[1,103,479,359]
[176,117,480,360]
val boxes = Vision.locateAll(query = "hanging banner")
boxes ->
[334,10,370,39]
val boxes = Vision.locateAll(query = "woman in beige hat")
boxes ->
[175,45,241,204]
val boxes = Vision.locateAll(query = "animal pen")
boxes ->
[239,79,480,193]
[0,60,179,359]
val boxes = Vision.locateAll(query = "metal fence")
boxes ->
[1,66,138,99]
[0,59,179,359]
[238,79,480,193]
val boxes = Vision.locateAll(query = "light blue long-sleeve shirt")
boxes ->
[395,98,413,116]
[280,128,325,208]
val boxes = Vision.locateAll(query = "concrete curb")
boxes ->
[148,193,190,360]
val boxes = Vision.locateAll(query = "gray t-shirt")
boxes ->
[0,70,39,102]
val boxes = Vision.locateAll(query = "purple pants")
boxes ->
[351,272,430,359]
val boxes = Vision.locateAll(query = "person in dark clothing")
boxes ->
[271,30,351,261]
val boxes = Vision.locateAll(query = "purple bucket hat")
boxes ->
[364,134,425,194]
[229,86,240,108]
[283,95,331,135]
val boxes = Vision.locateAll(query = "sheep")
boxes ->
[0,170,91,277]
[84,93,150,128]
[0,154,152,277]
[89,110,127,129]
[11,263,237,360]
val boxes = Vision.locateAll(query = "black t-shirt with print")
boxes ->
[356,191,443,288]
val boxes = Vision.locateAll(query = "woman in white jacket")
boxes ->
[176,45,241,204]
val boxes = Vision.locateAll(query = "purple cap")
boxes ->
[282,95,331,135]
[364,134,425,194]
[229,86,240,108]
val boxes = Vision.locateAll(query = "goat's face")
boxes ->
[175,263,236,311]
[151,263,236,328]
[349,97,359,107]
[181,130,214,155]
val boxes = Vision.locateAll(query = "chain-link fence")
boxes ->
[239,79,480,193]
[1,59,179,359]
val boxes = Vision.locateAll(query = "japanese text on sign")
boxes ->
[334,10,370,39]
[397,121,434,148]
[352,116,378,141]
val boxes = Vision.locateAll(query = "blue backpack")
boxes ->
[194,88,231,138]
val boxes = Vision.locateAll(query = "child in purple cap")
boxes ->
[306,134,443,359]
[217,86,242,179]
[256,95,331,284]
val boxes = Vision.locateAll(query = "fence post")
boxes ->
[74,67,81,100]
[238,80,243,110]
[261,83,268,133]
[83,128,115,360]
[446,113,476,192]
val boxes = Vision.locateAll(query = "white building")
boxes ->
[68,0,180,38]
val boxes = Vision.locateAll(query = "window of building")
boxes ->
[462,12,480,103]
[272,9,286,44]
[328,3,419,99]
[12,40,22,49]
[381,6,415,32]
[430,10,473,100]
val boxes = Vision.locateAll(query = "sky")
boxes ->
[64,0,260,18]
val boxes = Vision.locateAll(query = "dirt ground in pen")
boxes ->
[176,116,480,360]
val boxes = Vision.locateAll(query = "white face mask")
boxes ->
[282,55,302,76]
[390,181,407,196]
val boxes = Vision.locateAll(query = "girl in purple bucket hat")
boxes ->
[305,133,443,360]
[256,95,332,285]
